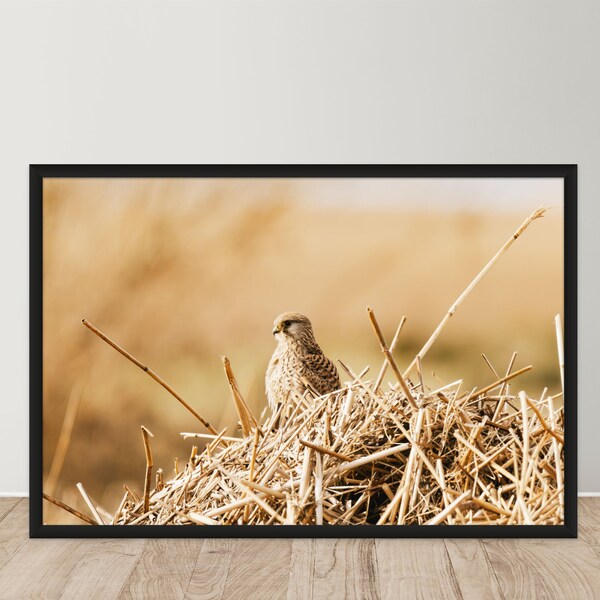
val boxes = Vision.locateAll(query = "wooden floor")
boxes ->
[0,498,598,599]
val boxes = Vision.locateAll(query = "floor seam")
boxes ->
[480,539,507,600]
[442,539,465,600]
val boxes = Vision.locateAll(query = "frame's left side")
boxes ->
[29,165,44,536]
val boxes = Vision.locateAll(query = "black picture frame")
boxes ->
[30,164,577,538]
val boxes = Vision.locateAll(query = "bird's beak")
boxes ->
[272,326,280,335]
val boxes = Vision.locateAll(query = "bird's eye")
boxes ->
[283,320,291,328]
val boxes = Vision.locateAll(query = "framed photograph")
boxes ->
[30,165,576,538]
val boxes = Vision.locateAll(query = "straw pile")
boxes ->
[110,341,564,526]
[45,206,564,526]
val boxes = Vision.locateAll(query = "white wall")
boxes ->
[0,1,598,495]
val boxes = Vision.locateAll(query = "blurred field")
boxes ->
[42,178,564,523]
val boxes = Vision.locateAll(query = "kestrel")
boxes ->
[266,312,340,421]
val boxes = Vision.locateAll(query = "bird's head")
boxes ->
[272,312,315,345]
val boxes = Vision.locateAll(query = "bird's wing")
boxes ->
[265,352,281,410]
[300,351,340,395]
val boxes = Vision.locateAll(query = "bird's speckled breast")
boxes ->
[265,344,308,410]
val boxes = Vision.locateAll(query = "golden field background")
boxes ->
[42,178,564,523]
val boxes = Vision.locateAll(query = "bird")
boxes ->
[266,312,340,423]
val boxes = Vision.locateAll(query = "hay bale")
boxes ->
[113,366,564,526]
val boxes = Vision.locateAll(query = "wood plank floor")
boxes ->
[0,498,598,599]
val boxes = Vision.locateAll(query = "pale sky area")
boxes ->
[284,178,564,212]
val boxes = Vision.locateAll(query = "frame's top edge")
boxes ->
[29,164,578,179]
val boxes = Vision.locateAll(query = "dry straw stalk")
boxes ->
[81,318,217,434]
